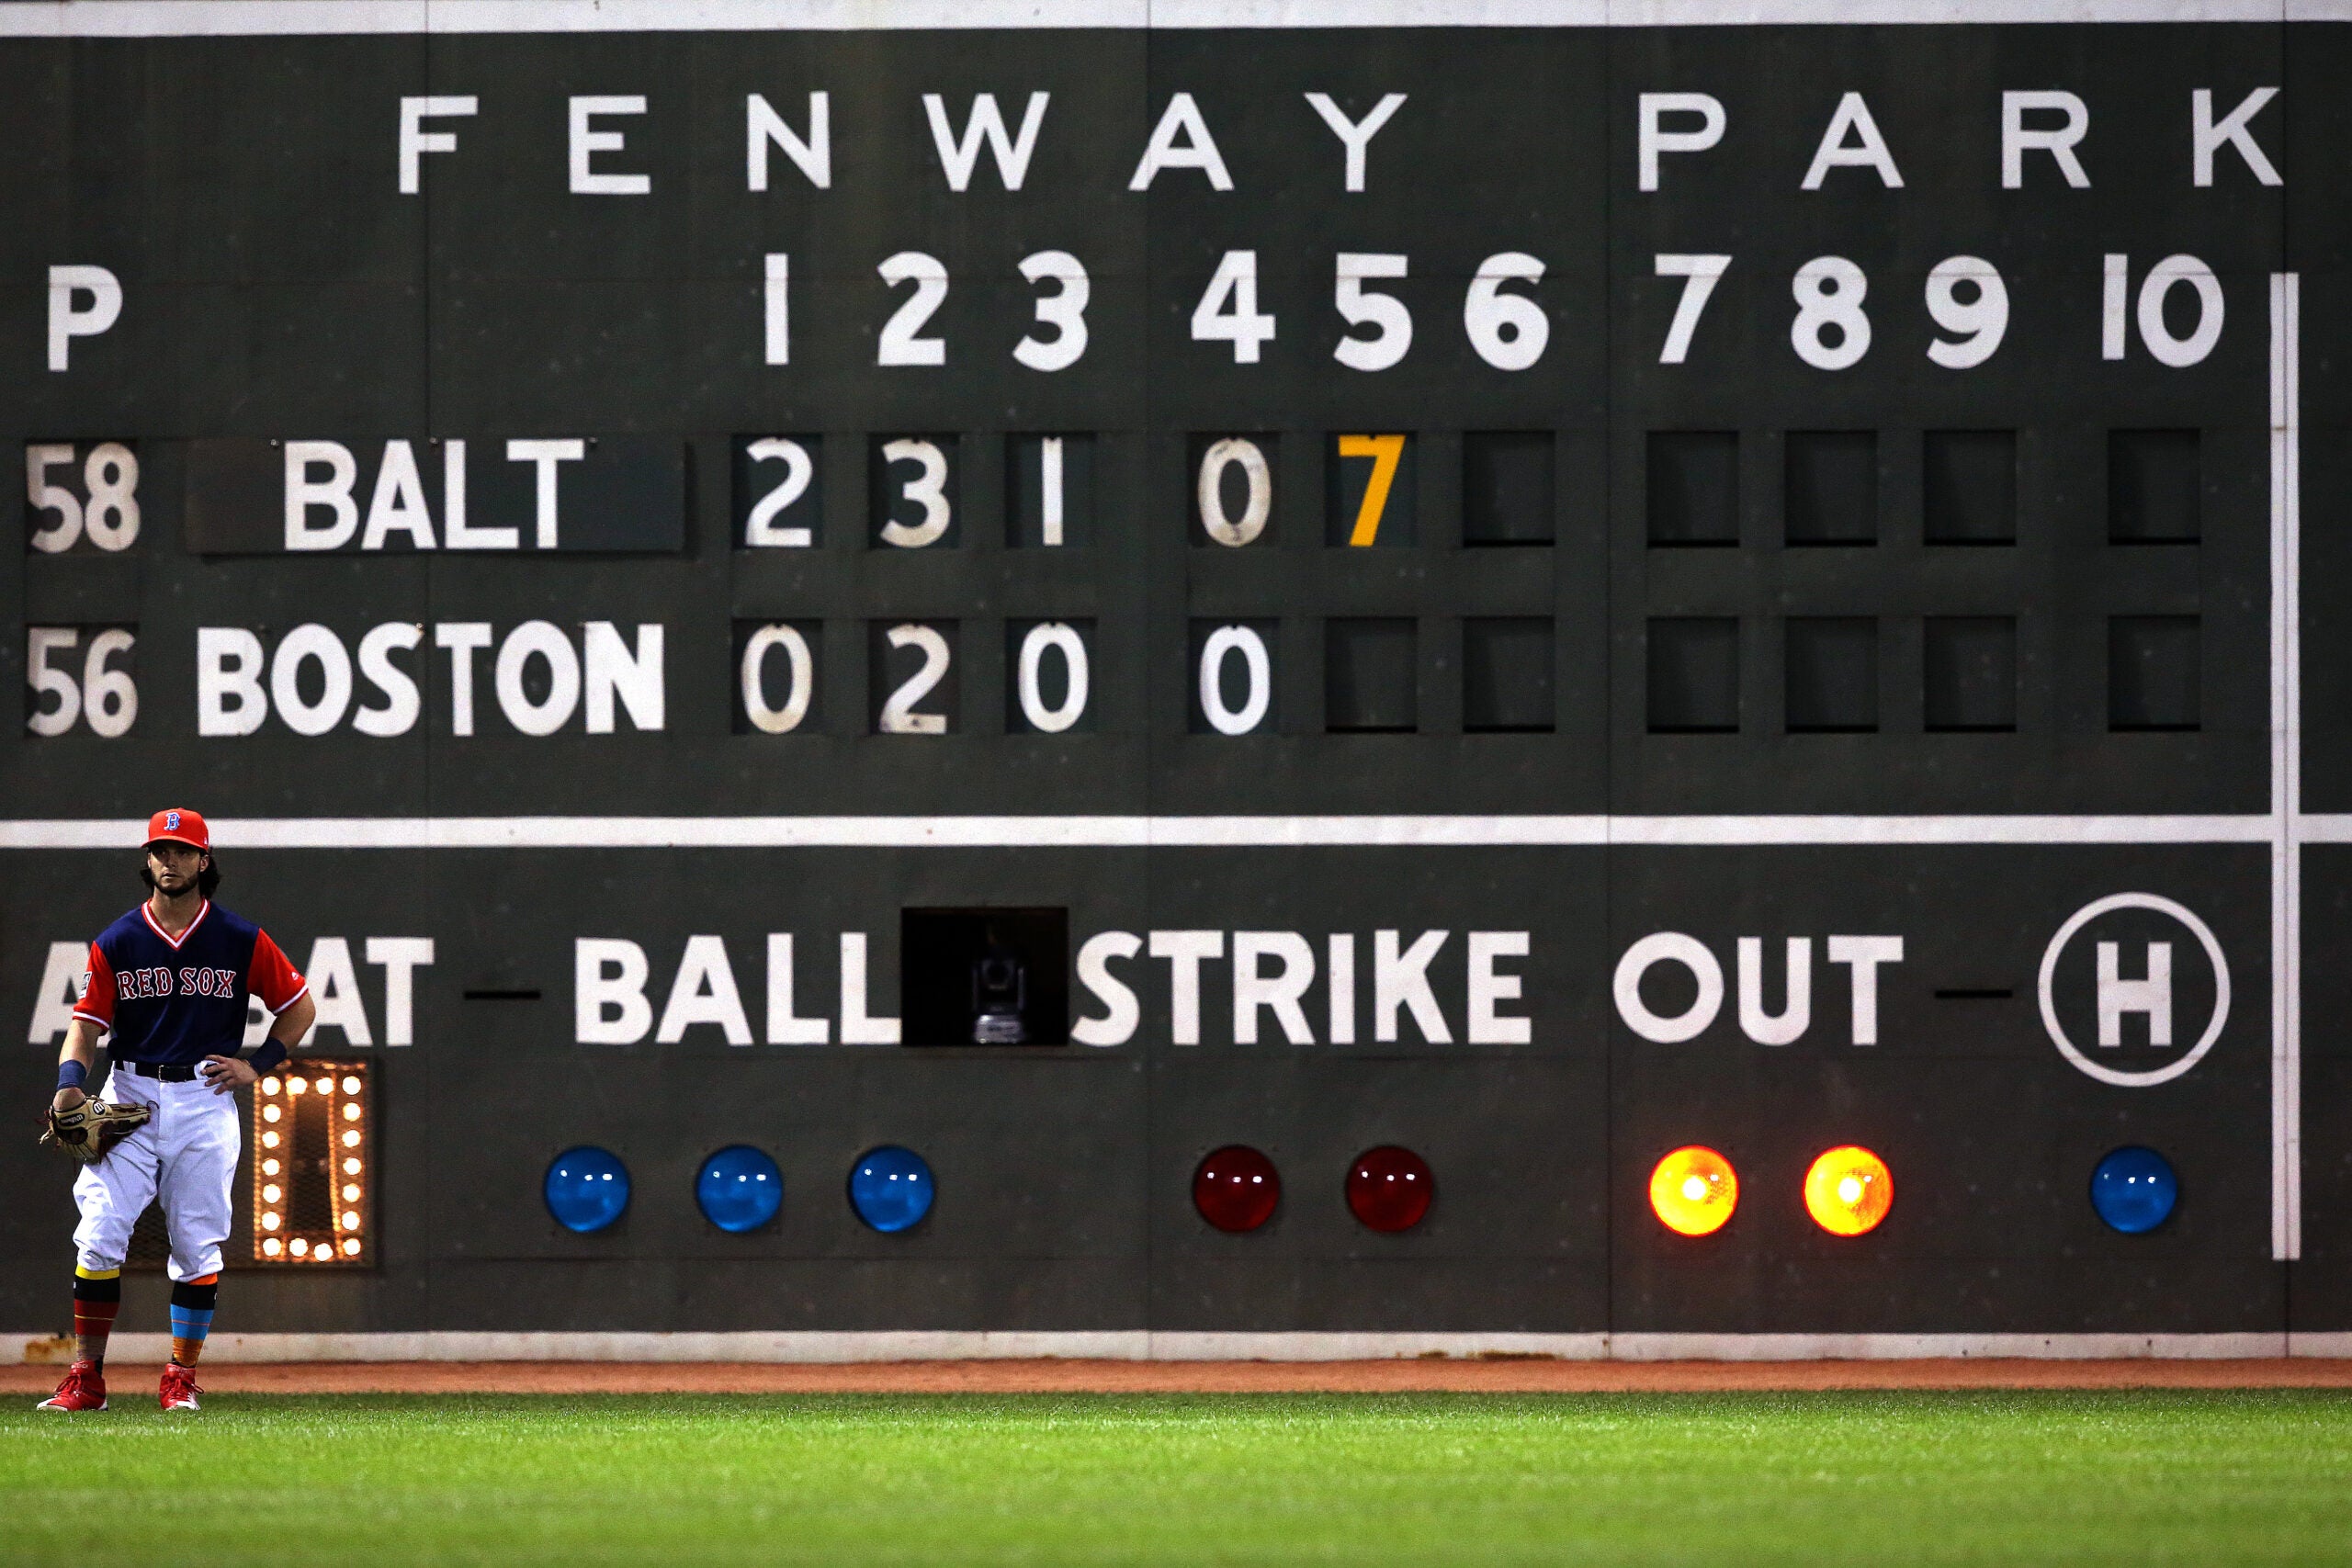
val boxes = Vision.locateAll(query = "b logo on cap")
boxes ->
[165,811,181,831]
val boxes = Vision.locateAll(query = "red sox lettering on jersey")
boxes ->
[74,900,307,1065]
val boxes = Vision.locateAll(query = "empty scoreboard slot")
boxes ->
[2108,430,2201,544]
[2109,616,2201,731]
[1784,431,1878,546]
[1645,431,1737,547]
[1924,617,2018,733]
[1923,430,2018,546]
[1647,618,1740,733]
[899,908,1069,1046]
[1935,987,2016,1000]
[1325,619,1418,733]
[1784,618,1880,734]
[1463,618,1555,733]
[1462,433,1554,546]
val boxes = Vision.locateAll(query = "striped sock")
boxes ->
[72,1267,121,1371]
[168,1274,218,1368]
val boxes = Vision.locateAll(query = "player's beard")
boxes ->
[150,865,199,900]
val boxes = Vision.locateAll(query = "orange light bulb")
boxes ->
[1649,1145,1738,1236]
[1804,1145,1894,1235]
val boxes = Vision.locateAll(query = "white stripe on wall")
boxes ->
[0,0,2328,37]
[20,1329,2338,1362]
[0,814,2283,851]
[2271,273,2304,1263]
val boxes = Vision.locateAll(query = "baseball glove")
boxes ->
[41,1097,151,1165]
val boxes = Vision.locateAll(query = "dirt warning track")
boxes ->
[8,1359,2351,1395]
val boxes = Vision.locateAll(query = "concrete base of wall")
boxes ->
[18,1330,2352,1364]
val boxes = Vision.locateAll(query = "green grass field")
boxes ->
[8,1390,2351,1565]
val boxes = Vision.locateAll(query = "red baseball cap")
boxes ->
[145,808,209,852]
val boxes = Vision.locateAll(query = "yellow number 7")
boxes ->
[1338,434,1406,547]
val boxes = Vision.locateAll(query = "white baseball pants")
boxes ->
[72,1068,239,1282]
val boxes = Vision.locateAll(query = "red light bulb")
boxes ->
[1346,1145,1433,1232]
[1193,1145,1281,1232]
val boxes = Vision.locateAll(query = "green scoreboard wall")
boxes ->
[1,0,2342,1350]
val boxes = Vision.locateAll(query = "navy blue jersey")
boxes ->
[74,901,307,1066]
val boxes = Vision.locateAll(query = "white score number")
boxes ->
[743,438,815,547]
[1197,626,1272,736]
[737,622,1094,737]
[877,624,951,735]
[739,624,814,734]
[1197,438,1272,547]
[877,439,952,548]
[27,443,140,552]
[1015,623,1089,734]
[27,626,137,738]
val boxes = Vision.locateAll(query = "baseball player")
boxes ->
[38,809,313,1413]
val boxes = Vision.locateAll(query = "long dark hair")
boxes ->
[141,853,220,898]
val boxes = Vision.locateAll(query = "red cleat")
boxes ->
[159,1362,202,1412]
[37,1361,107,1412]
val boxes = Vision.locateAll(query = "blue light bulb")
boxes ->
[544,1146,630,1233]
[848,1145,934,1233]
[2090,1145,2178,1234]
[696,1145,784,1233]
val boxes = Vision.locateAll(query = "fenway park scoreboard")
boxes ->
[2,1,2346,1353]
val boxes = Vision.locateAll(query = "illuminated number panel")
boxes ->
[251,1063,372,1266]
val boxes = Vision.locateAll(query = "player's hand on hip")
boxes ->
[201,1055,258,1095]
[51,1086,87,1114]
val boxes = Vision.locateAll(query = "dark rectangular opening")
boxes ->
[1463,432,1554,545]
[1463,618,1555,732]
[2109,430,2200,543]
[1785,431,1877,545]
[2109,615,2200,730]
[461,987,542,1001]
[1935,987,2015,1000]
[1923,615,2018,732]
[1784,617,1878,732]
[1325,618,1418,732]
[1646,431,1737,547]
[1924,431,2016,545]
[1647,617,1739,733]
[899,908,1069,1045]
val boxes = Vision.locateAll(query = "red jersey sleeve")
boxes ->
[72,942,116,1031]
[248,931,308,1013]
